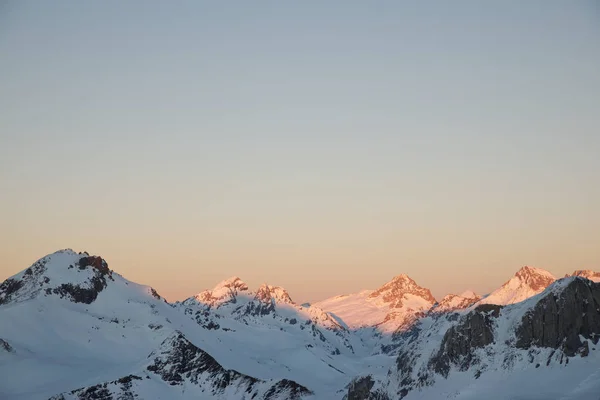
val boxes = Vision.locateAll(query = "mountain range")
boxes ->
[1,249,600,399]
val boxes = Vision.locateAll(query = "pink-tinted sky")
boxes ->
[1,1,599,303]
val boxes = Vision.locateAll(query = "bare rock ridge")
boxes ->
[430,304,502,377]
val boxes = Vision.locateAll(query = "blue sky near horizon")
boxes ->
[1,1,599,302]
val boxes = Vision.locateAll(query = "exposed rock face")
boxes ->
[516,278,600,356]
[147,333,259,390]
[0,254,49,305]
[263,379,312,400]
[430,304,502,377]
[0,278,24,305]
[344,375,390,400]
[369,274,435,308]
[49,375,142,400]
[147,333,312,399]
[245,285,294,316]
[50,256,113,304]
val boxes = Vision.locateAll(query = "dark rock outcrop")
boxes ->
[49,375,142,400]
[263,379,312,400]
[516,278,600,356]
[0,338,13,353]
[429,304,502,377]
[147,333,312,398]
[50,256,113,304]
[344,375,391,400]
[0,278,24,305]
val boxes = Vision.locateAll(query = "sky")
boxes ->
[1,1,599,303]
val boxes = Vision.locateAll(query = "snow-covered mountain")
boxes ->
[313,274,436,333]
[2,250,600,400]
[477,266,556,306]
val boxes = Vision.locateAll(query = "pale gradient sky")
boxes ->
[1,1,599,303]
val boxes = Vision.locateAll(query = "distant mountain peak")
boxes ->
[212,276,248,292]
[191,276,249,307]
[513,266,555,291]
[369,274,435,306]
[569,270,600,282]
[254,284,294,305]
[478,266,555,306]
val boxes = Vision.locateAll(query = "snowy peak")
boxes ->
[568,270,600,282]
[513,266,555,290]
[188,276,249,308]
[369,273,436,307]
[0,249,116,306]
[254,284,294,305]
[434,290,481,313]
[479,266,556,306]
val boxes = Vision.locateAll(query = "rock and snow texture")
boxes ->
[2,250,600,400]
[432,290,481,313]
[477,266,556,306]
[569,270,600,282]
[313,274,436,333]
[349,277,600,400]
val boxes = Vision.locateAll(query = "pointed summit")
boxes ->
[514,266,555,288]
[479,266,555,306]
[188,276,249,308]
[369,274,435,306]
[254,284,294,305]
